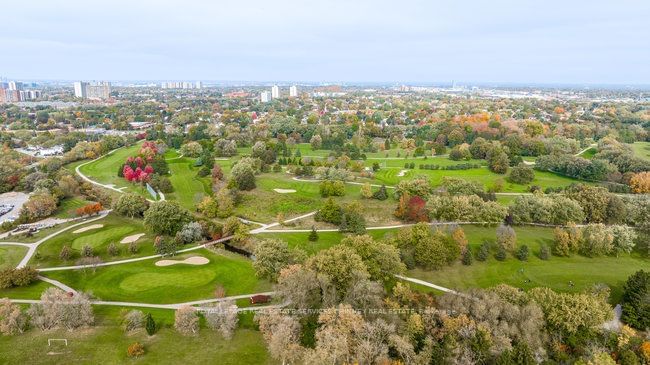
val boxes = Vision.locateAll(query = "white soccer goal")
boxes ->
[48,338,68,346]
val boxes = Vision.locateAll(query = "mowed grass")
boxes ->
[372,166,583,192]
[406,225,650,302]
[630,141,650,161]
[0,305,270,365]
[42,250,272,304]
[166,158,211,211]
[258,228,397,255]
[0,245,27,269]
[32,214,155,268]
[54,196,94,219]
[78,143,142,190]
[0,280,52,300]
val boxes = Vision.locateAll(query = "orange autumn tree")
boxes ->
[630,171,650,193]
[76,203,103,217]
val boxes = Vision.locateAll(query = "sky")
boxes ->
[1,0,649,84]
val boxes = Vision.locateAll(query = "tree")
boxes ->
[107,242,119,256]
[462,249,473,265]
[153,236,179,256]
[214,187,235,218]
[308,226,319,242]
[360,183,373,199]
[580,223,614,257]
[81,244,94,257]
[621,270,649,330]
[630,171,650,193]
[180,141,203,157]
[231,160,256,191]
[508,164,535,184]
[515,245,529,261]
[127,342,145,358]
[144,201,192,236]
[123,310,144,332]
[0,298,26,335]
[319,180,346,197]
[175,222,204,244]
[476,241,490,261]
[174,305,199,335]
[144,313,156,335]
[306,245,369,297]
[28,288,94,330]
[276,264,323,310]
[610,225,637,255]
[341,235,405,282]
[113,193,149,218]
[539,244,550,260]
[255,310,304,365]
[59,245,72,261]
[205,300,238,340]
[488,151,510,174]
[314,198,342,225]
[372,185,388,200]
[197,196,219,218]
[253,239,302,281]
[496,224,517,252]
[20,191,58,221]
[310,134,322,150]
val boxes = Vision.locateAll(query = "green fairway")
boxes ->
[42,250,272,304]
[406,225,650,302]
[166,158,211,210]
[0,279,52,300]
[630,141,650,161]
[32,214,155,268]
[54,196,95,219]
[258,228,397,254]
[78,143,142,191]
[372,166,582,192]
[0,245,27,269]
[0,305,270,365]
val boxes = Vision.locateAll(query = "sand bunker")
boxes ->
[72,224,104,234]
[155,256,210,267]
[120,233,145,244]
[397,170,408,177]
[273,188,296,194]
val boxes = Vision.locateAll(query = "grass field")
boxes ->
[406,225,649,302]
[257,228,397,254]
[0,305,269,365]
[42,249,272,304]
[166,158,211,211]
[0,245,28,269]
[54,196,95,219]
[630,141,650,161]
[0,280,52,300]
[578,147,597,159]
[31,214,155,268]
[78,143,143,192]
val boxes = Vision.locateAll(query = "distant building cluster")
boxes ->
[161,81,202,89]
[260,85,298,102]
[0,81,42,102]
[74,81,111,100]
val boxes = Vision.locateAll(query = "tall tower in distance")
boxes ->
[289,85,298,97]
[271,85,279,99]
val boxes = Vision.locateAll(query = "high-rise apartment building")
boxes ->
[289,85,298,97]
[260,91,271,103]
[74,81,111,99]
[271,85,279,99]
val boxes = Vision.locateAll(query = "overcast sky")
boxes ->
[1,0,649,84]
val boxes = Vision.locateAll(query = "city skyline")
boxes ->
[1,0,648,84]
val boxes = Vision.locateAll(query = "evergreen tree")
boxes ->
[145,313,156,336]
[462,249,473,265]
[308,226,319,242]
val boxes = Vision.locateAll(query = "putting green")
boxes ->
[71,226,136,250]
[119,269,217,291]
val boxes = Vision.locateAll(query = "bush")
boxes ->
[0,267,39,289]
[144,313,156,335]
[319,180,346,197]
[539,244,550,260]
[127,342,145,358]
[372,185,388,200]
[508,164,535,184]
[476,241,490,261]
[308,227,318,242]
[494,247,507,261]
[462,249,473,266]
[515,245,529,261]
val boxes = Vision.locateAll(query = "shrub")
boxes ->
[59,245,72,261]
[494,247,507,261]
[508,164,535,184]
[539,244,550,260]
[308,227,318,242]
[462,249,473,266]
[144,313,156,335]
[476,241,490,261]
[124,310,144,332]
[127,342,145,358]
[372,185,388,200]
[516,245,529,261]
[319,180,346,197]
